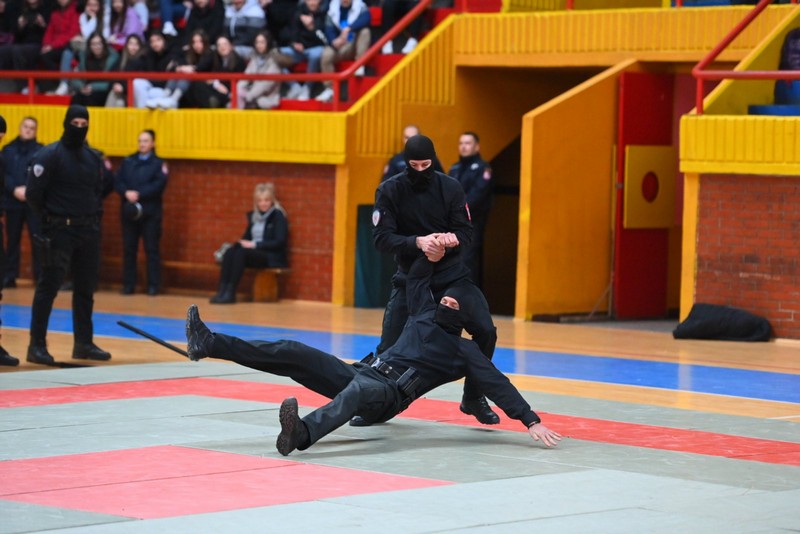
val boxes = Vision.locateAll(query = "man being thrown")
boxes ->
[185,250,562,456]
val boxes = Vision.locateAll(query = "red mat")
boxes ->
[3,377,799,466]
[0,446,451,519]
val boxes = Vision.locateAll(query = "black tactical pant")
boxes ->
[4,207,42,283]
[30,223,100,344]
[122,213,162,290]
[212,334,404,448]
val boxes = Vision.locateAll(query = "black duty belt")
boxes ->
[45,215,99,227]
[361,353,421,404]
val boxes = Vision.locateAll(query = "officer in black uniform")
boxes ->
[0,115,20,366]
[185,254,562,456]
[25,105,113,365]
[114,129,168,296]
[448,131,493,287]
[371,134,500,425]
[380,125,442,183]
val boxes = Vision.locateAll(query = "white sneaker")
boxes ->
[285,83,302,99]
[54,82,69,96]
[315,87,334,103]
[401,37,418,54]
[355,66,365,76]
[382,40,393,54]
[297,85,310,101]
[157,95,179,109]
[145,97,160,109]
[21,87,29,95]
[162,21,178,36]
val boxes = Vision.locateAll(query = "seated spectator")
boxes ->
[39,0,79,93]
[210,182,289,304]
[150,28,213,109]
[53,0,104,96]
[261,0,296,48]
[105,33,145,107]
[158,0,188,37]
[317,0,371,103]
[2,0,49,89]
[236,30,281,110]
[279,0,328,101]
[105,0,144,50]
[133,30,177,108]
[181,0,224,51]
[0,0,16,47]
[129,0,149,32]
[381,0,422,55]
[224,0,266,61]
[184,34,246,108]
[70,31,118,106]
[775,28,800,105]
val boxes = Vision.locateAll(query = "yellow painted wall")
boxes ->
[517,60,640,319]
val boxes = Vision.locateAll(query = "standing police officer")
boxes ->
[0,115,20,366]
[25,105,113,365]
[371,134,500,425]
[115,129,168,296]
[448,131,493,288]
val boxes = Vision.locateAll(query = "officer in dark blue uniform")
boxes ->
[380,125,442,183]
[114,129,168,296]
[371,134,499,425]
[185,254,562,456]
[2,116,43,288]
[0,115,19,366]
[25,105,113,365]
[448,131,493,288]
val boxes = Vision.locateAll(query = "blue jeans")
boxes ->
[278,45,325,73]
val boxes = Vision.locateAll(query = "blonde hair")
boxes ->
[253,183,285,214]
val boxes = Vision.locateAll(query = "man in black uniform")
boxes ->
[115,129,168,296]
[185,253,562,456]
[448,131,493,288]
[380,125,442,183]
[0,115,20,366]
[25,105,112,365]
[2,116,43,289]
[371,134,499,425]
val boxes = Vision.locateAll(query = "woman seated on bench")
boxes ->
[211,183,289,304]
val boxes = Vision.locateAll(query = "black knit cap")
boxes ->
[404,134,436,162]
[63,104,89,127]
[0,115,6,134]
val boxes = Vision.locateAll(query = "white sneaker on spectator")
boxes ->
[285,83,302,99]
[315,87,334,103]
[54,82,69,96]
[382,41,393,54]
[297,85,310,101]
[145,97,160,109]
[162,21,178,36]
[21,87,29,95]
[401,38,418,54]
[355,66,365,76]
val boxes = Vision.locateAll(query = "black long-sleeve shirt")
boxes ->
[380,256,541,428]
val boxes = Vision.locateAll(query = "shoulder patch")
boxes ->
[104,159,112,171]
[483,168,492,181]
[465,203,471,222]
[33,164,44,177]
[162,162,169,175]
[372,209,380,226]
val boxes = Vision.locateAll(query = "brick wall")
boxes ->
[696,174,800,338]
[16,159,336,301]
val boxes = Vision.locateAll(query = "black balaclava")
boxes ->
[62,105,89,149]
[434,303,463,337]
[404,134,437,190]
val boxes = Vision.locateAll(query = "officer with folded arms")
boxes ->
[25,105,113,365]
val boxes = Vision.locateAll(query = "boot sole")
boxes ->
[276,398,299,456]
[459,403,500,425]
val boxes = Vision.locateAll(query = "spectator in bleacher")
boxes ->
[279,0,329,101]
[38,0,79,93]
[158,0,188,37]
[70,31,118,106]
[128,0,149,32]
[0,0,16,47]
[316,0,371,103]
[105,33,144,106]
[7,0,50,88]
[261,0,296,48]
[52,0,104,96]
[152,28,213,109]
[133,30,177,108]
[181,0,224,51]
[381,0,421,55]
[184,34,245,108]
[210,182,289,304]
[775,28,800,106]
[224,0,265,60]
[105,0,144,50]
[2,116,43,289]
[236,30,281,109]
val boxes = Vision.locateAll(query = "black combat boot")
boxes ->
[0,345,19,366]
[185,304,214,361]
[210,284,235,304]
[460,396,500,425]
[73,342,112,361]
[27,340,55,365]
[276,397,310,456]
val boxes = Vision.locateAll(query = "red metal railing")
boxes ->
[693,0,799,114]
[0,0,433,112]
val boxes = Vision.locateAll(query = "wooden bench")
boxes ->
[251,268,290,302]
